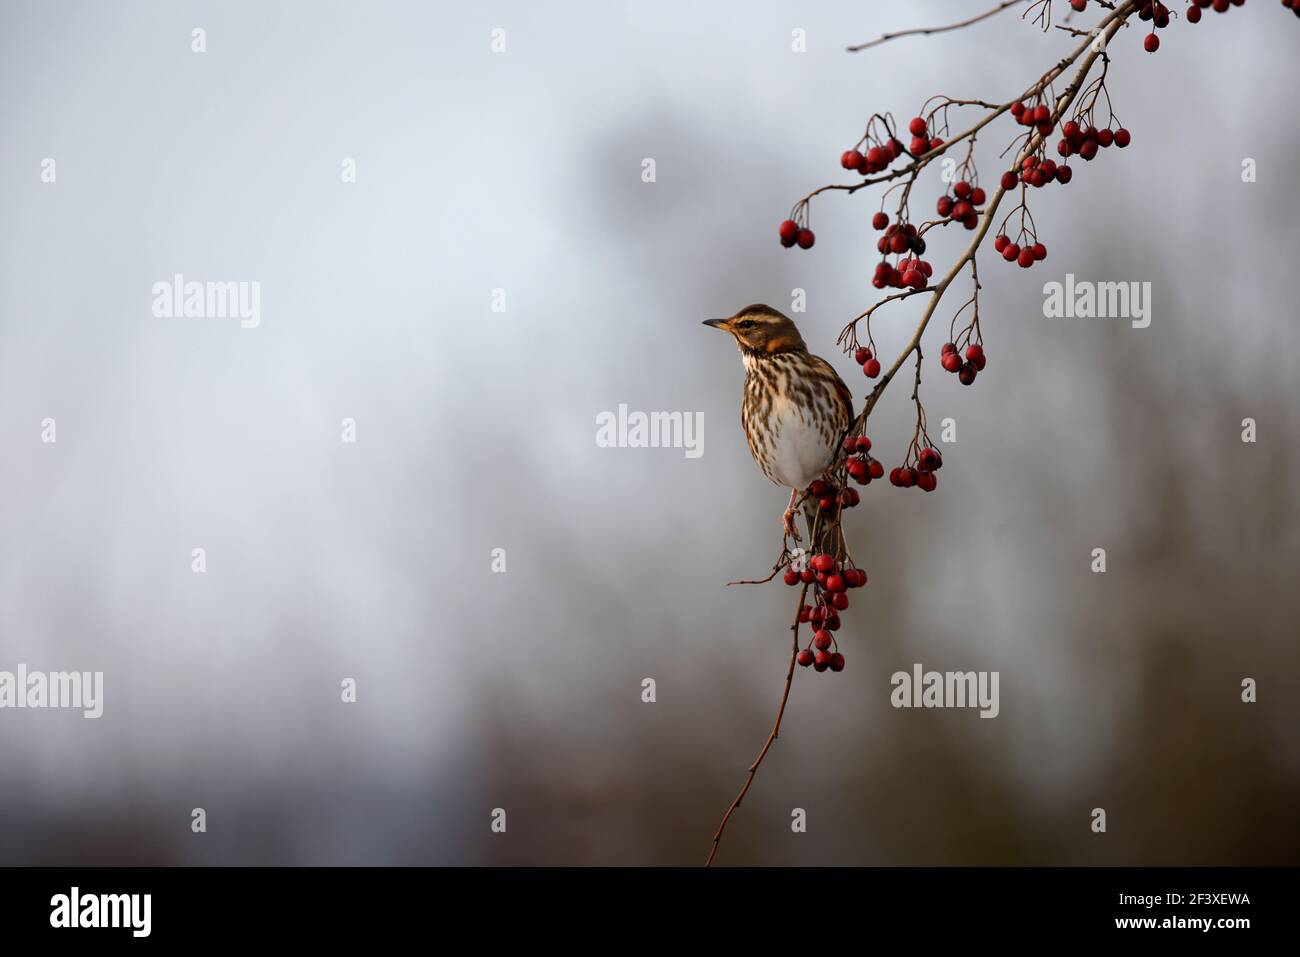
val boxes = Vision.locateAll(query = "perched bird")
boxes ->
[703,304,854,540]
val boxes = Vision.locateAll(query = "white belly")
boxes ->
[766,395,834,489]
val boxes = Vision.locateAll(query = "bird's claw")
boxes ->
[782,508,801,542]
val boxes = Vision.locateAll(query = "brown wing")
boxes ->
[807,354,855,430]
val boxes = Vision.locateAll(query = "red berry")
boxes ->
[1032,242,1047,261]
[813,629,833,651]
[1144,33,1160,53]
[994,234,1010,253]
[941,352,962,373]
[970,187,987,206]
[936,196,954,218]
[1114,128,1131,148]
[855,436,872,453]
[1096,128,1114,148]
[958,363,977,386]
[1000,171,1019,190]
[872,211,888,230]
[1056,165,1073,184]
[854,346,872,365]
[811,553,835,573]
[965,343,984,363]
[829,653,845,673]
[797,649,815,668]
[917,471,937,492]
[868,459,884,480]
[841,149,864,171]
[825,574,846,593]
[909,136,929,156]
[1186,4,1201,21]
[779,220,799,247]
[863,358,881,378]
[783,568,800,586]
[1002,242,1020,262]
[813,650,831,671]
[898,467,917,488]
[1017,248,1035,268]
[830,592,850,611]
[908,116,927,137]
[796,228,815,249]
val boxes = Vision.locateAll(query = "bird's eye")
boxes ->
[737,320,755,329]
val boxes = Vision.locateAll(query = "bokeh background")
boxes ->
[1,0,1297,865]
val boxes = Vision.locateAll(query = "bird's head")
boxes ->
[703,305,807,355]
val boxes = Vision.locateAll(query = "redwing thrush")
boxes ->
[704,305,854,540]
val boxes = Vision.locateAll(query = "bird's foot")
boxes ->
[782,506,801,542]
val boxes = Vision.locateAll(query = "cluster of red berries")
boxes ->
[874,256,934,291]
[1139,3,1172,50]
[1010,99,1056,138]
[872,218,926,255]
[1185,0,1251,20]
[906,116,944,157]
[993,232,1048,269]
[936,180,986,231]
[842,434,887,485]
[840,136,907,176]
[940,341,986,386]
[807,477,861,514]
[1000,154,1072,191]
[870,218,933,290]
[778,218,815,249]
[1057,119,1130,162]
[888,446,943,492]
[854,345,882,379]
[784,552,868,674]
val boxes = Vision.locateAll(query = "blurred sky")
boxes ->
[1,0,1297,865]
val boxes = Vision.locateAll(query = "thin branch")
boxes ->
[848,0,1028,52]
[706,509,823,867]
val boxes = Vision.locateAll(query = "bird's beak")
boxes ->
[702,318,730,330]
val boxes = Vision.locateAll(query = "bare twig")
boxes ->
[706,509,823,866]
[848,0,1028,52]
